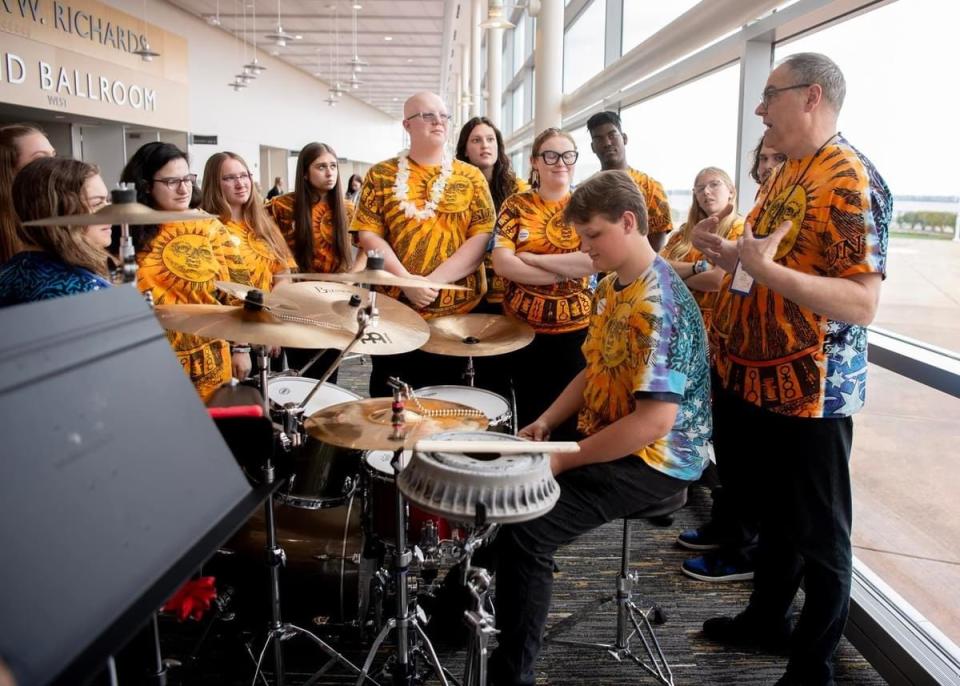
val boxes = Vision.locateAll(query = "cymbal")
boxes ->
[154,304,352,349]
[272,281,430,355]
[276,269,470,292]
[420,313,535,357]
[23,204,214,227]
[214,281,300,311]
[304,397,489,450]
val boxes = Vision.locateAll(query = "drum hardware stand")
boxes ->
[111,185,139,286]
[355,380,450,686]
[298,289,380,412]
[460,506,498,686]
[240,296,367,686]
[462,356,476,387]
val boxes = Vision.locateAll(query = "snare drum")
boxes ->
[363,450,452,547]
[268,378,363,509]
[413,385,511,433]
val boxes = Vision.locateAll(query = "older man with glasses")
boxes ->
[352,91,495,396]
[693,53,892,686]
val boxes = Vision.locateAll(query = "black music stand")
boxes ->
[0,287,264,686]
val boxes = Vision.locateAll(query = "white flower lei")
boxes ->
[393,152,453,221]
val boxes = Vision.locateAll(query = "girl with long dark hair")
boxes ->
[0,124,55,263]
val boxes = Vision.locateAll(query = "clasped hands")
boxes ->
[519,418,567,475]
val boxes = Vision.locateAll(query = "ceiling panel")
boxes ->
[165,0,467,119]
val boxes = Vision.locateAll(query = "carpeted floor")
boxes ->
[153,356,887,685]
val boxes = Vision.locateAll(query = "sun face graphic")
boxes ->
[756,185,807,260]
[139,222,229,301]
[544,209,579,250]
[161,232,220,282]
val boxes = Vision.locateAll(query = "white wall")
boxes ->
[101,0,399,180]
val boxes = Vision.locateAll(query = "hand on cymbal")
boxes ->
[231,350,252,379]
[401,275,440,309]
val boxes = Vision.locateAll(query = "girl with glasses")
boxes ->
[121,142,254,400]
[0,123,56,264]
[201,152,294,293]
[662,167,744,334]
[0,157,111,306]
[491,127,596,431]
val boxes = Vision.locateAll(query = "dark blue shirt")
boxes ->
[0,251,111,307]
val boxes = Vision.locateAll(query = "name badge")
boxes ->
[729,260,755,295]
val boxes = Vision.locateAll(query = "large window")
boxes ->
[563,0,605,93]
[621,1,700,54]
[618,64,739,226]
[775,0,960,649]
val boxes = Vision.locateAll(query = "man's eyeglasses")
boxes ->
[221,172,252,184]
[152,174,197,190]
[405,111,453,125]
[759,83,811,107]
[538,150,579,166]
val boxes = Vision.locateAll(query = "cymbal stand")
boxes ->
[297,290,379,412]
[111,186,140,286]
[248,343,367,685]
[354,380,449,686]
[460,509,498,686]
[462,356,476,387]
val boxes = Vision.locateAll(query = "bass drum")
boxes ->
[221,493,372,626]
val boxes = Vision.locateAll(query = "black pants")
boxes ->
[713,381,854,685]
[506,328,587,434]
[368,348,472,398]
[487,455,688,686]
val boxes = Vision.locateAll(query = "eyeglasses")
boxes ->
[759,83,811,107]
[693,179,725,195]
[221,172,252,184]
[405,111,453,125]
[152,174,197,190]
[537,150,579,166]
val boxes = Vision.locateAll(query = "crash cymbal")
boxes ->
[154,304,352,349]
[420,313,535,357]
[304,397,489,451]
[214,281,300,311]
[276,269,470,292]
[272,281,430,355]
[23,204,214,227]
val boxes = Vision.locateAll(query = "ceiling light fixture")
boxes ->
[480,0,515,29]
[206,0,222,26]
[345,4,368,73]
[133,0,162,61]
[265,0,294,48]
[243,0,267,74]
[384,36,392,41]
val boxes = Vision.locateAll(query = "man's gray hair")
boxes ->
[778,52,846,111]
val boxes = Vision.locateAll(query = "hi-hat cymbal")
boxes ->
[272,281,430,355]
[276,269,470,292]
[304,397,489,450]
[154,304,352,349]
[23,204,213,227]
[420,313,535,357]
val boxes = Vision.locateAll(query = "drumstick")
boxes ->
[414,440,580,454]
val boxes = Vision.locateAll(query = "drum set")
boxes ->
[24,191,574,685]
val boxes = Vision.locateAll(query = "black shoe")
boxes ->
[702,612,792,653]
[420,584,472,649]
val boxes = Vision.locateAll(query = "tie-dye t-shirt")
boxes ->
[711,136,891,418]
[662,217,745,333]
[578,259,712,481]
[494,190,591,334]
[137,218,251,401]
[350,157,495,318]
[485,176,531,304]
[223,219,295,292]
[626,167,673,236]
[267,193,355,274]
